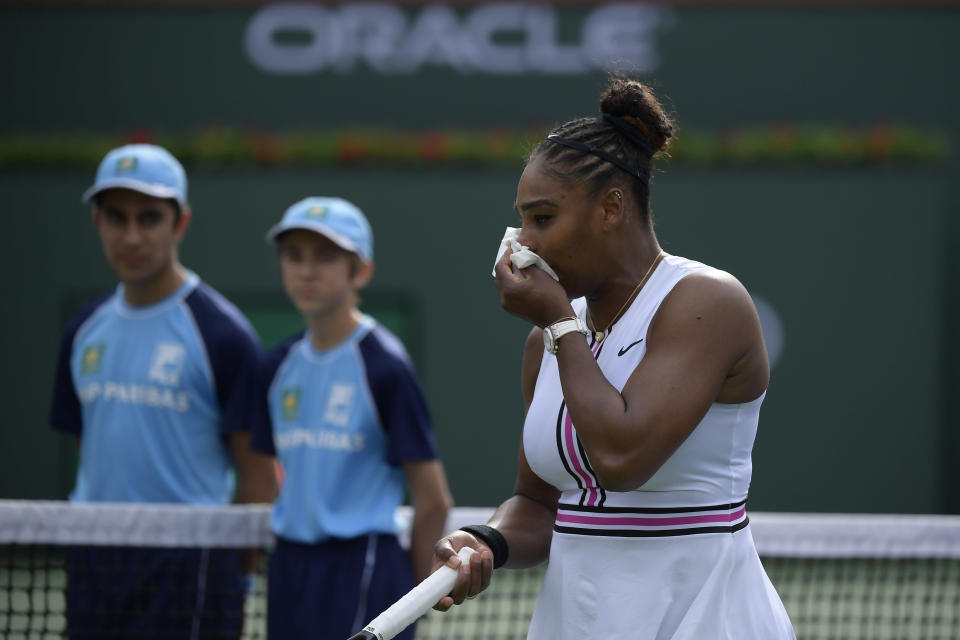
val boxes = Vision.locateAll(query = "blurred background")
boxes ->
[1,0,957,514]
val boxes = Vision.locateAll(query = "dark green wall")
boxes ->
[2,6,958,129]
[1,3,957,512]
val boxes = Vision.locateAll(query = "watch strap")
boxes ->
[544,317,588,354]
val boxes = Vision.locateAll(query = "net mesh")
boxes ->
[2,501,959,640]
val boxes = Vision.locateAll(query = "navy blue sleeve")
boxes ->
[250,335,301,456]
[49,295,111,436]
[359,325,438,466]
[185,284,265,436]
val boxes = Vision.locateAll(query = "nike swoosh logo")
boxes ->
[618,339,644,356]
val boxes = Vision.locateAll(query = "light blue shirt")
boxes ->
[252,317,437,543]
[51,274,264,504]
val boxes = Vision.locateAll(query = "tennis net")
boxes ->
[1,501,959,639]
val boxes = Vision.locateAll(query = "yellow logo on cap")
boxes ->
[115,156,138,173]
[306,205,327,218]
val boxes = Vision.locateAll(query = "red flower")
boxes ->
[867,124,894,160]
[128,129,155,144]
[418,132,446,163]
[253,133,282,164]
[336,134,367,163]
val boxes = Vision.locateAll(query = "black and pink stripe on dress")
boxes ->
[554,335,607,507]
[553,498,749,537]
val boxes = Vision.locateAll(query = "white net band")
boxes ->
[2,500,959,558]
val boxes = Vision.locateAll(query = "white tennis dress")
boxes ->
[523,254,795,640]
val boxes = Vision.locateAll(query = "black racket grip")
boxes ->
[346,632,378,640]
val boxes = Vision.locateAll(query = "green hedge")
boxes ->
[0,124,948,169]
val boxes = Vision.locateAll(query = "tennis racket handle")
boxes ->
[348,546,477,640]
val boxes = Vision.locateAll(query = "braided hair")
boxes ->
[530,76,675,220]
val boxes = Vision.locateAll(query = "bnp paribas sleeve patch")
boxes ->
[281,387,301,421]
[80,342,105,375]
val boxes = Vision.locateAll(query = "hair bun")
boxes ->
[599,76,674,153]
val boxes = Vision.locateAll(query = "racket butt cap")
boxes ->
[346,632,379,640]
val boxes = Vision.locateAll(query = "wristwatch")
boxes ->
[543,317,589,355]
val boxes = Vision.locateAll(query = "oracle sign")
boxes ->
[244,2,669,75]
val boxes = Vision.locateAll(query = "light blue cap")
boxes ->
[82,144,187,205]
[266,197,373,261]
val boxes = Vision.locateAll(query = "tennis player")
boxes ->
[251,196,453,640]
[432,77,796,638]
[49,144,277,639]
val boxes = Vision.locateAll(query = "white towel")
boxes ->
[491,227,559,281]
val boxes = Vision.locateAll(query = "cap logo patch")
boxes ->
[115,156,138,173]
[306,205,327,218]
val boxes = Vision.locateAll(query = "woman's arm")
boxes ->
[553,271,768,490]
[486,449,561,569]
[433,327,560,608]
[487,326,560,568]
